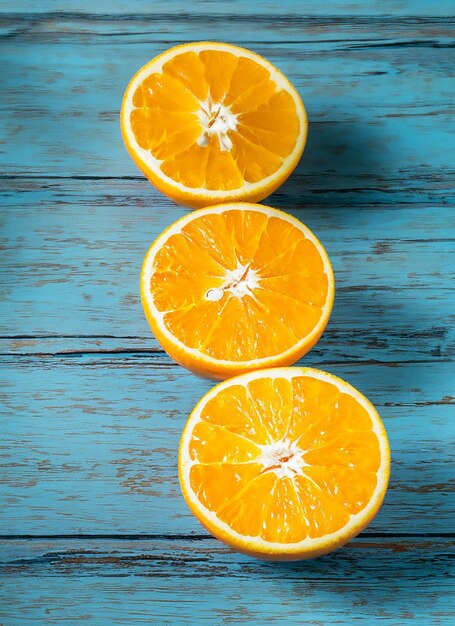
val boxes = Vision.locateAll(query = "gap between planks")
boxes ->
[0,343,451,365]
[1,533,454,540]
[1,350,453,376]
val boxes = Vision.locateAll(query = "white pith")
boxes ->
[121,42,307,197]
[141,204,334,369]
[205,264,260,302]
[256,438,308,479]
[180,367,390,554]
[196,101,238,151]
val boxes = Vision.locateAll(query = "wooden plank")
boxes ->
[2,2,454,16]
[0,538,454,625]
[1,355,454,535]
[0,18,453,178]
[2,322,454,363]
[0,3,452,624]
[1,180,454,355]
[1,0,454,19]
[2,13,455,43]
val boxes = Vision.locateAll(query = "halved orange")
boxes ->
[121,42,307,208]
[140,203,334,380]
[179,367,390,560]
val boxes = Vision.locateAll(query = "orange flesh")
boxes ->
[149,210,330,361]
[130,50,300,189]
[187,376,381,543]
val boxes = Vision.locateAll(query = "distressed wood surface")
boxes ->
[1,2,454,624]
[1,355,454,534]
[1,180,454,346]
[3,1,455,15]
[1,15,454,182]
[1,538,454,625]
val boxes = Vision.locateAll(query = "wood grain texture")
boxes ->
[2,1,455,16]
[0,16,454,182]
[1,355,454,534]
[1,180,454,353]
[1,538,454,625]
[0,3,454,624]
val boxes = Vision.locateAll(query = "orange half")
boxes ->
[179,367,390,560]
[121,42,307,208]
[140,203,334,379]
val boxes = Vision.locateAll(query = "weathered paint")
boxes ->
[0,538,454,625]
[2,1,455,15]
[1,356,454,534]
[1,181,454,346]
[0,17,454,179]
[0,3,454,625]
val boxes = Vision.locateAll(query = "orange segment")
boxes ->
[121,42,307,208]
[162,51,209,101]
[200,384,271,445]
[199,50,239,103]
[140,203,334,380]
[230,132,283,183]
[179,367,390,560]
[189,421,261,464]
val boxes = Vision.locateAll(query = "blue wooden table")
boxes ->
[1,1,454,624]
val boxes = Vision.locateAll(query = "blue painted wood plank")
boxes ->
[0,9,452,543]
[1,180,454,354]
[0,4,452,626]
[2,1,454,16]
[0,3,453,623]
[1,538,454,625]
[2,13,455,44]
[0,18,453,180]
[1,355,453,534]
